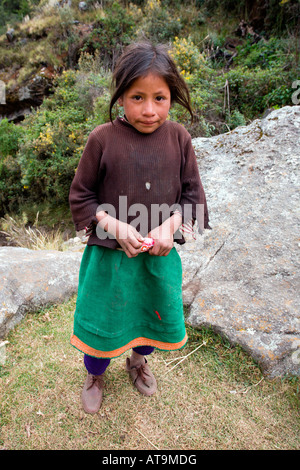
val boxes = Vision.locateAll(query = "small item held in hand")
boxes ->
[141,237,155,252]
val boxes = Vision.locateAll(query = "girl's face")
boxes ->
[118,73,171,134]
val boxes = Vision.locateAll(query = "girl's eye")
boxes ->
[132,95,142,101]
[156,96,165,102]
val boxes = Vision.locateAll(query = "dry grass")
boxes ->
[0,297,299,450]
[0,214,67,251]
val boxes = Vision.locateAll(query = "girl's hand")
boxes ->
[148,226,173,256]
[96,211,144,258]
[147,212,182,257]
[115,221,144,258]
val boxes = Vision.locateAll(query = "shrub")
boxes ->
[225,109,247,131]
[137,0,182,43]
[234,38,289,70]
[81,1,138,68]
[17,67,111,207]
[0,119,25,215]
[169,37,223,136]
[169,36,205,76]
[0,119,24,158]
[222,65,293,118]
[262,84,294,108]
[0,155,24,216]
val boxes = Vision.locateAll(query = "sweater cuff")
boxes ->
[74,214,98,234]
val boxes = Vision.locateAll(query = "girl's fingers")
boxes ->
[149,239,172,256]
[120,235,144,258]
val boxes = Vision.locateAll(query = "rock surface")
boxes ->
[0,72,54,123]
[178,106,300,377]
[0,247,82,339]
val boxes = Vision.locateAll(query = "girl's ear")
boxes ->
[118,96,123,106]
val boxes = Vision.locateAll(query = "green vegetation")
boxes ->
[0,0,299,223]
[0,0,40,31]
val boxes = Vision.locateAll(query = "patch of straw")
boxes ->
[163,341,207,376]
[0,213,65,251]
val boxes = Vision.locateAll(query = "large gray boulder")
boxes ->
[179,106,300,377]
[0,247,82,339]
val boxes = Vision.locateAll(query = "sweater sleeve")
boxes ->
[179,135,209,231]
[69,129,102,232]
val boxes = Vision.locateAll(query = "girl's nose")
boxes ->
[142,100,155,115]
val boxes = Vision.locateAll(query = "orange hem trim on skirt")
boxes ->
[70,333,188,358]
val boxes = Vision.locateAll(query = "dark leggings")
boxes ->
[84,346,155,375]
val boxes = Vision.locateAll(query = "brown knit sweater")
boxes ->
[69,117,209,249]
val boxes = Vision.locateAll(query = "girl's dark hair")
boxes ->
[109,41,194,122]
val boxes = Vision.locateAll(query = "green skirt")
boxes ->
[70,245,187,358]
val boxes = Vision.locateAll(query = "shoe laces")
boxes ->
[132,359,151,387]
[87,374,103,390]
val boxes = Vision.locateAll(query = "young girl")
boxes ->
[69,41,209,414]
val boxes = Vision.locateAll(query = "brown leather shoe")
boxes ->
[126,357,157,396]
[81,373,104,414]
